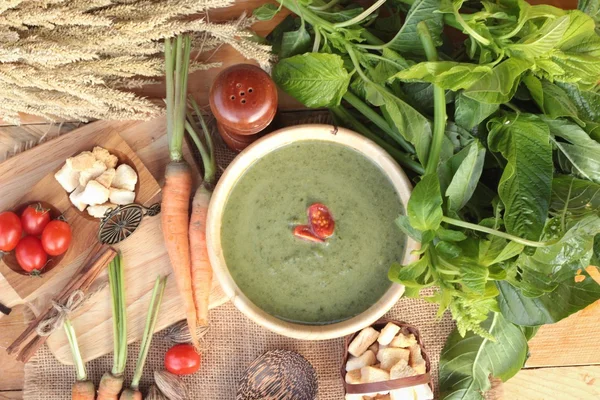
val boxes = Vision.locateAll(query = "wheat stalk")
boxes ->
[0,0,273,124]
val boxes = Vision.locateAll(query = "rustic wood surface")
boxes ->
[0,0,597,398]
[0,118,229,366]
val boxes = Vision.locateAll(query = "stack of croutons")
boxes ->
[345,322,434,400]
[55,147,138,218]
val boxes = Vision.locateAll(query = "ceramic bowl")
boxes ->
[206,124,419,340]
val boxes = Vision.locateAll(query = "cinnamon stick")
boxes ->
[6,245,117,362]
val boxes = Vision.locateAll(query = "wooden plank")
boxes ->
[527,301,600,367]
[0,306,25,392]
[0,392,23,400]
[0,123,80,163]
[501,366,600,399]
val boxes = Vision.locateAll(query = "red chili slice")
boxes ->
[308,203,335,239]
[293,225,324,243]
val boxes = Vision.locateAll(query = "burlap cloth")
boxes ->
[23,110,456,399]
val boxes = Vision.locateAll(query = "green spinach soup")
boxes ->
[221,141,406,324]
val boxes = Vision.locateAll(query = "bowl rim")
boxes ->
[206,124,419,340]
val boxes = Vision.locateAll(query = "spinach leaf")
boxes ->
[579,0,600,32]
[280,22,312,58]
[446,140,486,215]
[391,61,493,91]
[523,75,584,125]
[488,115,553,241]
[439,312,528,400]
[407,173,444,231]
[364,82,433,165]
[497,277,600,326]
[396,215,435,243]
[273,53,351,108]
[550,175,600,216]
[253,3,282,21]
[544,118,600,183]
[557,82,600,123]
[455,92,499,130]
[385,0,444,55]
[479,239,524,267]
[506,14,570,60]
[518,214,600,282]
[464,58,531,104]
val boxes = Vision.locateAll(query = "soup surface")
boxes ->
[221,141,406,324]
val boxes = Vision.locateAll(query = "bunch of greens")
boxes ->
[256,0,600,397]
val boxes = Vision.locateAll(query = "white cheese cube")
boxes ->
[109,188,135,205]
[80,180,109,206]
[55,162,80,193]
[112,164,137,191]
[69,186,87,212]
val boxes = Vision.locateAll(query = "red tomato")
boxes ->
[15,236,47,273]
[307,203,335,239]
[41,220,72,256]
[21,204,51,236]
[0,211,22,252]
[293,225,324,243]
[165,344,201,375]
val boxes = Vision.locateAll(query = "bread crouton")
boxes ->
[408,344,426,374]
[360,366,389,383]
[109,188,135,205]
[79,160,107,187]
[80,180,109,206]
[346,350,376,371]
[389,359,416,379]
[67,151,96,172]
[345,369,362,384]
[348,327,380,357]
[378,323,401,346]
[112,164,137,191]
[377,347,410,371]
[390,332,417,348]
[96,168,116,188]
[390,388,417,400]
[69,186,87,212]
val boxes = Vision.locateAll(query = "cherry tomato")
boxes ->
[0,211,22,252]
[21,203,51,236]
[307,203,335,239]
[165,344,201,375]
[293,225,324,243]
[15,236,47,273]
[41,220,72,256]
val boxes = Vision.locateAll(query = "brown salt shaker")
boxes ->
[209,64,278,152]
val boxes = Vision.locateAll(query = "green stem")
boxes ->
[331,106,424,174]
[309,0,340,11]
[342,91,416,155]
[131,276,167,390]
[188,97,217,185]
[63,319,86,381]
[453,9,490,45]
[313,28,322,52]
[442,217,550,248]
[277,0,336,32]
[109,254,127,376]
[417,22,447,175]
[168,35,192,162]
[165,39,175,156]
[361,30,385,45]
[333,0,386,28]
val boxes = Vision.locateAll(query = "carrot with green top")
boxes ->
[185,97,217,327]
[98,253,127,399]
[120,276,167,400]
[64,318,95,399]
[161,34,201,349]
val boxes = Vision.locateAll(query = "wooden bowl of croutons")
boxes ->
[342,320,433,400]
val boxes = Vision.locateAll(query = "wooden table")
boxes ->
[1,1,599,399]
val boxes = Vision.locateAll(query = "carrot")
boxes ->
[97,373,124,400]
[185,98,217,327]
[64,318,95,400]
[120,276,167,400]
[162,34,200,348]
[98,254,127,399]
[119,389,142,400]
[72,381,96,400]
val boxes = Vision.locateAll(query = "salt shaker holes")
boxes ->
[241,99,246,104]
[248,88,253,93]
[230,95,235,100]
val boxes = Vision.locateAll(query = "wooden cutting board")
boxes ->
[0,117,228,365]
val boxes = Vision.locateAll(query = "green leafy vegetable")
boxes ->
[273,53,351,107]
[439,312,528,400]
[488,114,553,241]
[407,173,444,231]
